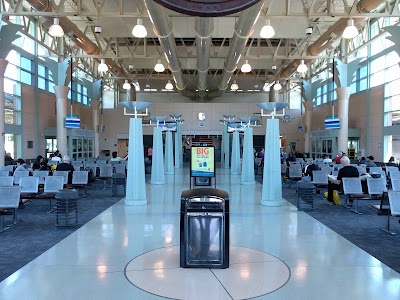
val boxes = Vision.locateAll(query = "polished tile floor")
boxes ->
[1,167,400,300]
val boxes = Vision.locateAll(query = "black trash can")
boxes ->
[297,182,315,211]
[180,188,229,269]
[55,188,79,226]
[112,173,126,197]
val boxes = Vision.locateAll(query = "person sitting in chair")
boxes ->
[56,155,75,184]
[327,156,358,203]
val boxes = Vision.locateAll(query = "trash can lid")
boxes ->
[181,188,229,200]
[55,188,79,199]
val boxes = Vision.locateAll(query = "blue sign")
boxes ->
[325,118,340,129]
[65,116,80,128]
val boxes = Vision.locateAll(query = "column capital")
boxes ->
[54,86,70,99]
[0,59,9,76]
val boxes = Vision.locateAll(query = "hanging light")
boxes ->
[342,19,358,39]
[241,60,252,73]
[123,80,131,90]
[297,59,308,73]
[49,17,64,37]
[260,19,275,39]
[98,59,108,74]
[132,18,147,38]
[273,80,282,91]
[231,80,239,91]
[154,59,165,72]
[165,80,174,90]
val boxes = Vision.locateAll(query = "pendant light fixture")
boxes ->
[98,59,108,74]
[165,80,174,90]
[297,59,308,73]
[273,80,282,91]
[132,18,147,38]
[49,17,64,37]
[260,19,275,39]
[241,60,252,73]
[342,19,358,39]
[123,80,131,90]
[231,80,239,91]
[154,59,165,73]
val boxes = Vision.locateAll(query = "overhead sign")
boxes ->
[65,115,80,128]
[191,146,215,177]
[325,118,340,129]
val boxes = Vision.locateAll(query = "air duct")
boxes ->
[144,0,194,97]
[196,17,213,98]
[26,0,127,78]
[213,1,265,96]
[279,0,384,79]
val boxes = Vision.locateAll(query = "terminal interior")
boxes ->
[0,0,400,299]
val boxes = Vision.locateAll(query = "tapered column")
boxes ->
[231,131,240,175]
[261,119,283,206]
[221,123,227,167]
[0,59,8,166]
[165,131,174,175]
[125,118,147,205]
[337,87,351,155]
[178,124,183,167]
[241,127,255,184]
[175,124,182,168]
[151,127,165,184]
[303,101,313,154]
[91,100,100,157]
[224,129,230,169]
[54,86,69,157]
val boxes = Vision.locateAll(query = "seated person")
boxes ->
[358,156,367,165]
[304,161,320,181]
[366,156,377,167]
[15,158,30,172]
[110,151,122,162]
[327,156,359,203]
[32,155,44,171]
[322,154,332,164]
[56,155,75,184]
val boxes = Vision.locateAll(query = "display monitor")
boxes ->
[191,146,215,177]
[65,116,80,128]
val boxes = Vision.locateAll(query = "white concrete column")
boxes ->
[261,119,283,206]
[241,127,255,185]
[221,124,226,167]
[175,124,182,168]
[231,130,240,175]
[337,87,351,155]
[165,131,174,175]
[125,118,147,205]
[151,126,165,184]
[178,124,183,167]
[54,86,69,157]
[91,100,100,157]
[0,59,8,166]
[303,101,313,154]
[224,130,230,169]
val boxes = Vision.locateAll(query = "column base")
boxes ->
[125,198,147,206]
[261,199,284,207]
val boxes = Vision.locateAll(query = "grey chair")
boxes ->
[389,171,400,180]
[38,176,65,212]
[99,165,113,190]
[342,177,367,213]
[391,179,400,191]
[19,176,39,205]
[72,162,83,171]
[13,171,29,185]
[53,171,69,185]
[69,171,89,196]
[0,186,21,232]
[114,164,126,174]
[288,164,302,187]
[366,177,387,195]
[332,171,339,177]
[369,167,383,173]
[96,159,107,165]
[356,166,367,175]
[0,165,14,173]
[0,176,13,187]
[386,166,399,176]
[0,170,10,176]
[312,171,328,185]
[33,170,49,185]
[381,191,400,235]
[85,162,98,176]
[370,170,386,179]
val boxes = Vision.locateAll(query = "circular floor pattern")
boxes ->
[125,246,290,300]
